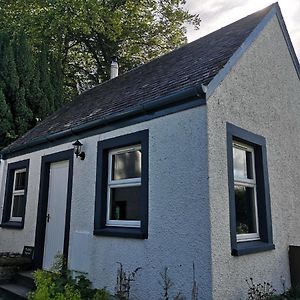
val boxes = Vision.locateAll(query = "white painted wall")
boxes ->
[207,15,300,299]
[0,106,212,299]
[0,146,72,254]
[69,107,211,299]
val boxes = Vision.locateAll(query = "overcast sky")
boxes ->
[185,0,300,59]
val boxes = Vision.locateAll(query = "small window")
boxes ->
[10,169,27,222]
[94,130,148,239]
[1,160,30,229]
[227,123,274,256]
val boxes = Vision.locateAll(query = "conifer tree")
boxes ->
[0,33,19,96]
[13,32,34,97]
[37,44,55,118]
[13,32,34,134]
[0,32,65,150]
[14,86,33,136]
[50,54,64,110]
[28,61,43,124]
[0,89,14,148]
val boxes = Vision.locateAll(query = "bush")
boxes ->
[246,277,300,300]
[28,255,113,300]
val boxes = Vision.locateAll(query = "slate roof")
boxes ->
[3,4,274,154]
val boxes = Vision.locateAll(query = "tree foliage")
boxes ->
[0,0,200,94]
[0,1,200,149]
[0,32,64,149]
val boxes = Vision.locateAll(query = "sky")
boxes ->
[185,0,300,59]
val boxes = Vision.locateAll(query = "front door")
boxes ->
[42,161,69,270]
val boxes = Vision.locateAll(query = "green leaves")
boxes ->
[0,32,64,150]
[0,0,200,149]
[0,89,15,148]
[0,0,200,90]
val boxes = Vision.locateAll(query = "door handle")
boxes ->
[46,213,50,223]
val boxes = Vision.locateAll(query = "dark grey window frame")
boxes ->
[94,130,149,239]
[227,123,275,256]
[1,159,30,229]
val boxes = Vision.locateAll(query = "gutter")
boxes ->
[0,84,206,158]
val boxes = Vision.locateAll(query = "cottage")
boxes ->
[0,3,300,299]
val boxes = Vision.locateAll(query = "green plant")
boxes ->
[191,262,198,300]
[159,267,187,300]
[281,285,300,299]
[159,267,173,300]
[28,254,113,300]
[246,278,276,300]
[115,262,141,300]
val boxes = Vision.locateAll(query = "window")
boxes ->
[107,145,141,228]
[94,130,148,239]
[1,160,30,229]
[233,142,259,242]
[10,169,27,222]
[227,123,274,256]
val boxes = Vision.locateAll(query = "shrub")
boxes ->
[28,255,113,300]
[246,278,276,300]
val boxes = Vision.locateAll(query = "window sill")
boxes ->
[94,227,147,239]
[0,221,24,229]
[232,240,275,256]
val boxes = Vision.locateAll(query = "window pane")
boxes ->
[109,186,140,221]
[12,195,25,218]
[15,171,26,190]
[235,185,257,234]
[233,147,253,180]
[112,149,141,180]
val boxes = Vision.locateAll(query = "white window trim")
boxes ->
[106,145,141,228]
[233,142,260,242]
[10,168,26,222]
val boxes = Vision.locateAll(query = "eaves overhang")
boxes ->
[0,84,206,159]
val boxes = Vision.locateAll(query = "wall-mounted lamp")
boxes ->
[72,140,85,160]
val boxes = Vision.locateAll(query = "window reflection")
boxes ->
[235,186,257,234]
[112,150,141,180]
[233,146,254,180]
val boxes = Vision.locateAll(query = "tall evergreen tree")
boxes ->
[13,32,34,134]
[50,54,64,110]
[37,44,55,118]
[13,32,34,97]
[0,89,14,148]
[0,33,19,96]
[0,32,65,150]
[14,86,33,136]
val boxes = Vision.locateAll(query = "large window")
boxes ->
[227,123,274,256]
[233,142,259,242]
[107,145,142,228]
[94,130,148,239]
[1,160,30,229]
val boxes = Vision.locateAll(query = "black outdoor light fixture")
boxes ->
[72,140,85,160]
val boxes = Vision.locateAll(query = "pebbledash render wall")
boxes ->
[207,14,300,300]
[0,105,213,299]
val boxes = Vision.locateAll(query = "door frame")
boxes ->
[34,149,74,269]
